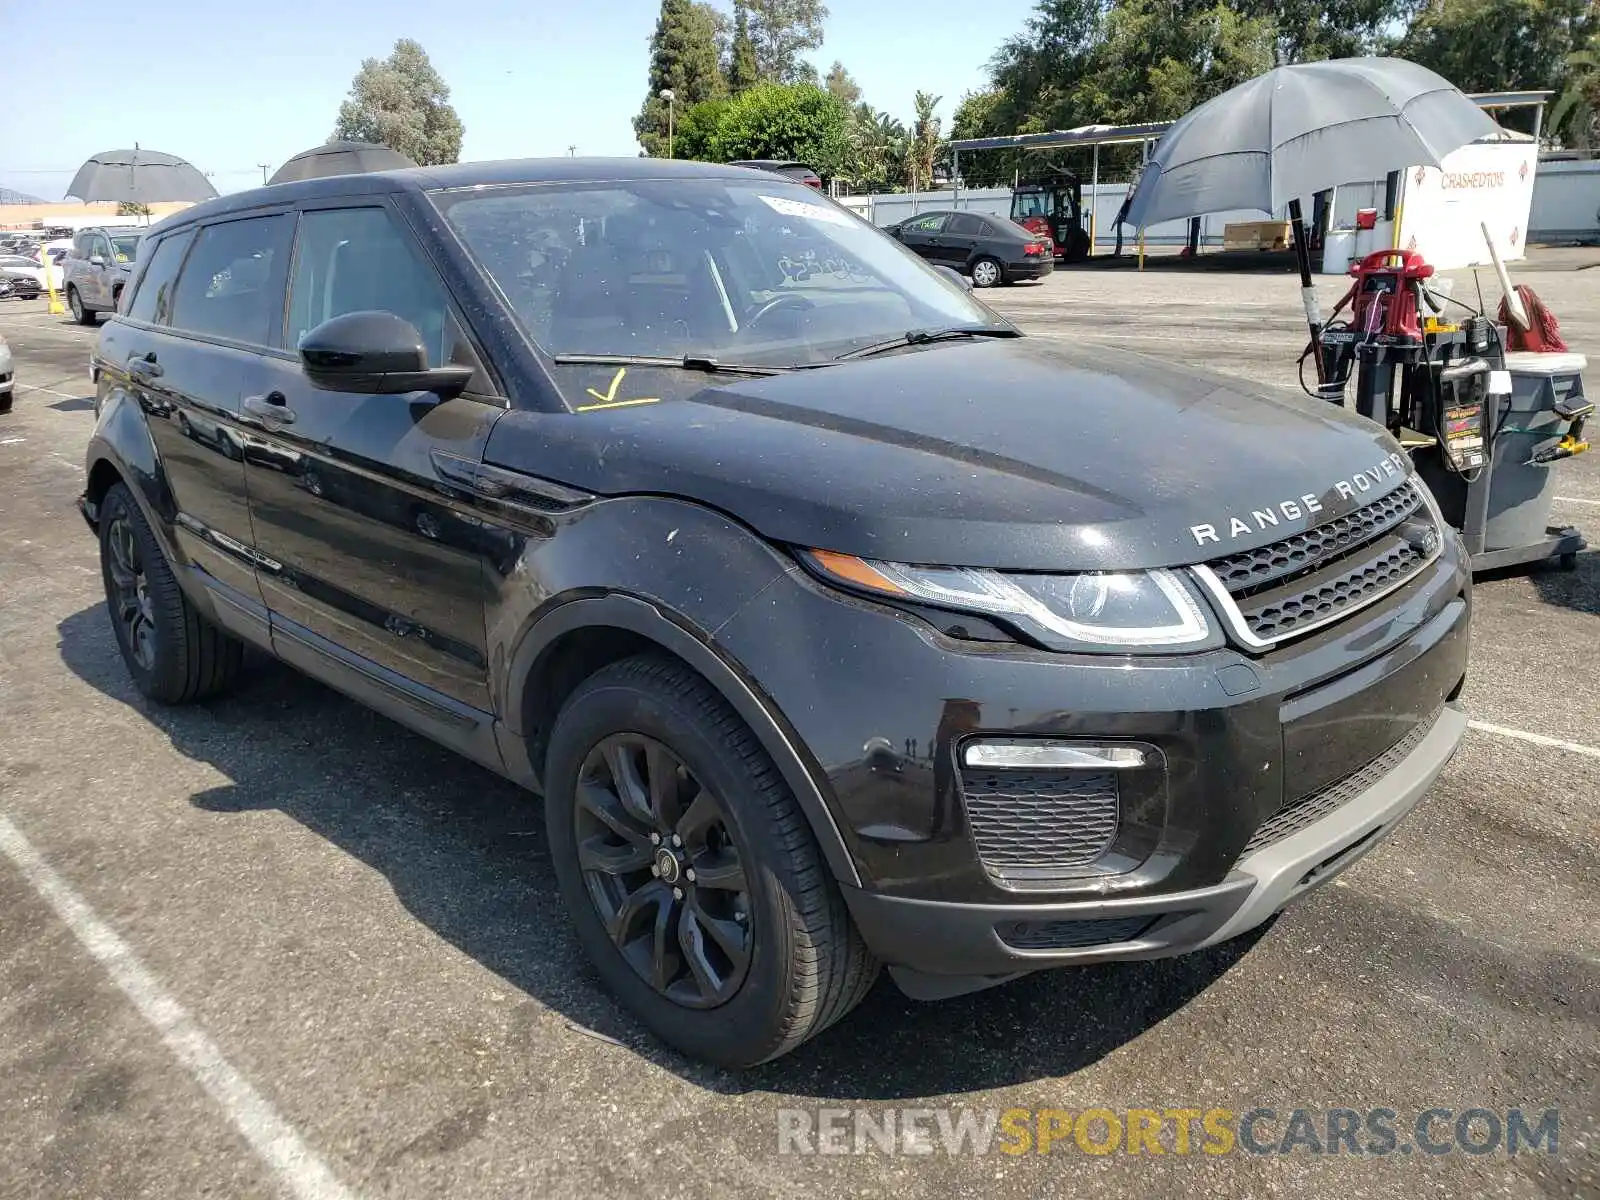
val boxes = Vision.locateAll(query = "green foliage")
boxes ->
[728,2,761,93]
[687,83,852,178]
[116,201,152,217]
[636,0,728,156]
[1399,0,1595,139]
[824,61,861,106]
[744,0,828,83]
[907,90,944,190]
[333,38,463,166]
[1551,42,1600,146]
[844,104,907,191]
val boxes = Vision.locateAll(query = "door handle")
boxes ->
[127,352,162,380]
[242,391,295,425]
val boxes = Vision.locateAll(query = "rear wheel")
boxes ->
[98,483,243,703]
[545,654,878,1067]
[970,256,1003,288]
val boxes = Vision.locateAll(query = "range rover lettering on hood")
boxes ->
[1189,452,1410,547]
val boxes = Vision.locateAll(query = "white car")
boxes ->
[0,255,46,296]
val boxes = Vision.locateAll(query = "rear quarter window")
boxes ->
[127,230,195,325]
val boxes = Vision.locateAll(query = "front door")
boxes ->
[241,201,507,715]
[895,213,948,264]
[86,231,117,308]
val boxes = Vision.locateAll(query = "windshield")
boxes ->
[111,234,141,264]
[435,177,1003,366]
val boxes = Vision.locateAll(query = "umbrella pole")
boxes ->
[1288,198,1325,385]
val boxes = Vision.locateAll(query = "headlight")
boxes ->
[803,550,1213,651]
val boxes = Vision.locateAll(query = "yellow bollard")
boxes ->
[1138,226,1145,272]
[41,247,65,316]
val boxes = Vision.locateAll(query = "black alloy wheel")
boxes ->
[105,511,157,672]
[574,733,752,1008]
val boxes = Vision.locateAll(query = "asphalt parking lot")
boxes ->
[1,251,1596,1199]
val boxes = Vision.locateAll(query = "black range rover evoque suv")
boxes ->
[80,158,1470,1066]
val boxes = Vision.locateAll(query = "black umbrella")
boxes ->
[268,141,417,185]
[65,147,218,204]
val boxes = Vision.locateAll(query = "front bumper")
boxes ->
[843,703,1465,989]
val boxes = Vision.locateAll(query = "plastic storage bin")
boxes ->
[1484,352,1588,551]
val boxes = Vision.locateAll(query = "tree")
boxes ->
[333,38,463,166]
[824,61,861,106]
[842,104,907,192]
[728,1,761,93]
[906,90,942,191]
[745,0,828,83]
[698,83,852,178]
[1399,0,1594,137]
[116,201,152,217]
[1234,0,1404,63]
[635,0,728,156]
[950,90,1020,187]
[1552,36,1600,147]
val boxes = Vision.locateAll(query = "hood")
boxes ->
[486,338,1410,572]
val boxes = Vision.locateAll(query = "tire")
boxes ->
[98,483,244,704]
[545,654,878,1067]
[68,286,95,325]
[0,392,12,415]
[970,256,1003,288]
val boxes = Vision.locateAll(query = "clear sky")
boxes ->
[0,0,1035,201]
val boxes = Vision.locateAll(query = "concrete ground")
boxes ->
[1,249,1596,1200]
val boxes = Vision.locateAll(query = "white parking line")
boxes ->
[1468,720,1600,760]
[0,813,357,1200]
[0,436,23,445]
[1554,496,1600,507]
[16,383,87,401]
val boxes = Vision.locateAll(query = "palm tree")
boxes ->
[907,91,943,192]
[1551,39,1600,150]
[846,105,907,193]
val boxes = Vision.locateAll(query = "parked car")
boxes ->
[80,158,1469,1068]
[0,255,45,298]
[63,226,143,324]
[0,331,12,413]
[729,160,823,189]
[885,209,1054,287]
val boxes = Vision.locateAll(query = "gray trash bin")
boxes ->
[1483,351,1588,552]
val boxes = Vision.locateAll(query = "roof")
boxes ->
[143,156,781,239]
[946,91,1556,154]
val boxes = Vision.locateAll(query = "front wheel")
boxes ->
[98,483,243,703]
[545,654,878,1067]
[970,256,1003,288]
[68,286,95,325]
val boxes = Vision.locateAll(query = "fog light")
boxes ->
[962,741,1147,770]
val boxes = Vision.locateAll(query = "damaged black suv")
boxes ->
[81,159,1470,1067]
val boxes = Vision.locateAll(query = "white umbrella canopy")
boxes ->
[65,148,218,205]
[1123,58,1500,229]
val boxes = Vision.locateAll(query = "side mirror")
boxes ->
[299,310,472,398]
[89,254,106,266]
[935,264,973,292]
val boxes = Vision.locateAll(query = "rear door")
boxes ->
[97,214,292,628]
[241,199,507,717]
[943,213,985,268]
[87,232,117,308]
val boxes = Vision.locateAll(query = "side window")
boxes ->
[287,206,451,367]
[127,230,195,325]
[92,234,113,262]
[72,233,91,259]
[905,214,947,234]
[977,220,997,237]
[169,215,292,346]
[947,213,982,236]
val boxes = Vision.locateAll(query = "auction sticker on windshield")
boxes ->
[758,193,851,226]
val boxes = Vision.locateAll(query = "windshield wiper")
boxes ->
[552,353,806,376]
[834,326,1022,361]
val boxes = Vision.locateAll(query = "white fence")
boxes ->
[838,163,1598,247]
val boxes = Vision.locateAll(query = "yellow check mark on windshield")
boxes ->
[577,367,660,412]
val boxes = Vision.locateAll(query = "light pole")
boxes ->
[660,89,676,159]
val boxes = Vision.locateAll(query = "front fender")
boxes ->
[488,496,862,886]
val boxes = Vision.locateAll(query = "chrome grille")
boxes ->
[961,769,1118,882]
[1236,535,1428,641]
[1242,709,1441,856]
[1198,480,1439,649]
[1207,480,1424,595]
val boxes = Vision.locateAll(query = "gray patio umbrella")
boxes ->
[268,141,416,185]
[1121,57,1499,376]
[65,147,218,205]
